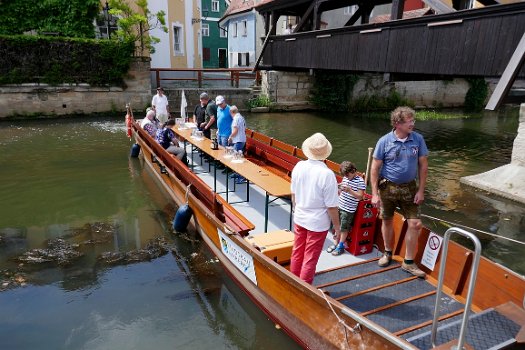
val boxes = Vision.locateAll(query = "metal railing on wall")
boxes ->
[151,68,261,89]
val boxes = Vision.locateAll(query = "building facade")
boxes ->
[201,0,229,68]
[219,0,272,69]
[149,0,202,69]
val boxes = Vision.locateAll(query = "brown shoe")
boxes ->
[401,262,426,278]
[378,253,392,267]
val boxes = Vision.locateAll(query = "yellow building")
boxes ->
[148,0,202,68]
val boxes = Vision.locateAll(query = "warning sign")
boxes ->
[421,232,443,271]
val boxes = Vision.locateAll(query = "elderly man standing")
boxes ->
[290,133,341,284]
[152,87,170,123]
[370,106,428,278]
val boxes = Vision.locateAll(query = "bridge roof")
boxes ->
[223,0,274,18]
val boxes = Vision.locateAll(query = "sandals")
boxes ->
[332,247,345,256]
[326,245,336,253]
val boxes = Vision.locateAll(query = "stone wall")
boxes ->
[259,71,510,110]
[0,58,151,118]
[460,104,525,204]
[261,71,315,110]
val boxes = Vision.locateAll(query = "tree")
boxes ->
[108,0,167,56]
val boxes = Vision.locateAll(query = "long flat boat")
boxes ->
[127,114,525,349]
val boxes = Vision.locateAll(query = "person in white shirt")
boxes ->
[290,133,341,284]
[151,87,170,123]
[227,105,247,184]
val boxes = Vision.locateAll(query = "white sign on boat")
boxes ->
[218,230,258,285]
[421,232,443,271]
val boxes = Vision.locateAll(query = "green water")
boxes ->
[0,108,524,349]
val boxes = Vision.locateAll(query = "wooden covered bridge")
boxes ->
[255,0,525,107]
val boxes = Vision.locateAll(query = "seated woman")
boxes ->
[155,119,186,162]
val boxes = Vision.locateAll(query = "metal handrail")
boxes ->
[430,227,482,349]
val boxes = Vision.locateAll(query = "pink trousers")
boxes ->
[290,223,328,284]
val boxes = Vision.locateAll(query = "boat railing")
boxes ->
[430,227,482,349]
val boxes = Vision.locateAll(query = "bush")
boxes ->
[0,35,134,86]
[464,78,488,112]
[246,95,271,109]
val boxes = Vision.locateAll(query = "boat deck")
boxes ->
[185,147,522,350]
[186,148,378,273]
[313,259,521,349]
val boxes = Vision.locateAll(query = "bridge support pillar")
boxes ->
[461,103,525,204]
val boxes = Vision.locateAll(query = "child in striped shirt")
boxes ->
[329,161,366,256]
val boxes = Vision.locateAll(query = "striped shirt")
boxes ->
[339,175,366,213]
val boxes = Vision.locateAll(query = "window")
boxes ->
[202,23,209,37]
[242,20,247,36]
[203,47,211,61]
[344,6,351,15]
[233,22,238,37]
[211,0,219,12]
[173,25,183,54]
[244,53,250,66]
[237,53,242,66]
[220,26,227,38]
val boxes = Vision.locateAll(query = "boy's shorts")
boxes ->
[379,180,420,220]
[339,209,355,232]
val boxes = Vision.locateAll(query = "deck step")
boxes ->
[406,309,521,350]
[313,259,391,286]
[339,278,436,313]
[366,294,464,334]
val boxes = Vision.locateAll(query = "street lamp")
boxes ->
[103,1,111,38]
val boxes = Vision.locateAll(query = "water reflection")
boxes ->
[0,117,298,349]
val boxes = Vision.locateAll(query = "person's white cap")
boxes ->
[301,133,332,160]
[215,95,225,104]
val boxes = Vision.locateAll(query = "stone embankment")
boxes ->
[461,103,525,204]
[0,58,151,119]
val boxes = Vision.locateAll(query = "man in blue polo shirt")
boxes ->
[370,106,428,278]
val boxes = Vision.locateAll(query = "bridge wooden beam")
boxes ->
[486,32,525,111]
[344,7,363,27]
[422,0,456,14]
[391,0,405,20]
[293,0,316,33]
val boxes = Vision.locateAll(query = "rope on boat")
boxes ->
[421,213,525,246]
[319,288,360,349]
[185,184,191,204]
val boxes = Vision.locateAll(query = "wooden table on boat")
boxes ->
[174,127,292,232]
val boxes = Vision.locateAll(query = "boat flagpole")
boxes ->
[364,147,373,187]
[180,89,188,122]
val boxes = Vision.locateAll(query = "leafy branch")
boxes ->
[108,0,167,56]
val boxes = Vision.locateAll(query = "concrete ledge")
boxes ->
[460,164,525,204]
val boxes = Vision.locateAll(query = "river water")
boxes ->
[0,108,524,349]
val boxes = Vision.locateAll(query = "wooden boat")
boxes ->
[127,114,525,349]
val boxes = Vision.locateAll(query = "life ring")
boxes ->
[125,113,132,139]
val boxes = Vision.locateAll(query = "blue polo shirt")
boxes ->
[217,105,232,137]
[373,130,428,184]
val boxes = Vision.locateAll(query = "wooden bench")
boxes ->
[246,137,299,177]
[216,196,255,236]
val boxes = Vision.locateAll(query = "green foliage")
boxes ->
[350,90,414,112]
[108,0,167,56]
[310,71,358,111]
[0,35,134,86]
[464,78,488,112]
[0,0,100,38]
[246,95,271,109]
